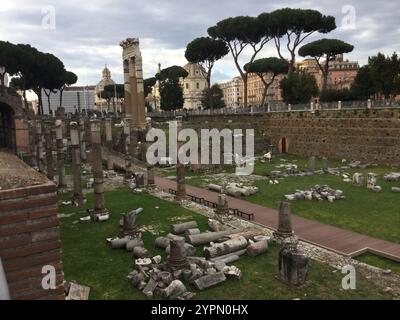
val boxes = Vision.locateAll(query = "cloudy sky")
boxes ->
[1,0,399,89]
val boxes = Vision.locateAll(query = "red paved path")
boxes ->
[104,148,400,262]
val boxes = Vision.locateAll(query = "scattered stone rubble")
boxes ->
[208,183,258,197]
[284,185,345,202]
[148,188,400,298]
[112,215,271,299]
[384,172,400,182]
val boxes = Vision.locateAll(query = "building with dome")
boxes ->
[181,63,207,109]
[149,63,208,110]
[95,66,116,108]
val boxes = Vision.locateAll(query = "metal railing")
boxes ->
[147,99,400,118]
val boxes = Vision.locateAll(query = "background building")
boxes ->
[41,86,96,115]
[296,54,359,90]
[220,76,242,108]
[95,66,122,112]
[181,63,207,109]
[245,73,284,106]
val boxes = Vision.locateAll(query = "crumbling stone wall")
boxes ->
[163,108,400,165]
[0,152,64,300]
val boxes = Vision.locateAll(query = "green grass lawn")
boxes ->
[59,188,392,300]
[355,253,400,276]
[164,154,400,244]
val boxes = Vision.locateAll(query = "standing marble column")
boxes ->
[274,201,294,238]
[175,116,186,202]
[70,122,86,206]
[36,120,45,173]
[44,120,54,181]
[145,117,155,186]
[79,117,87,163]
[29,120,38,167]
[105,118,113,171]
[55,119,66,188]
[123,120,132,184]
[90,119,109,220]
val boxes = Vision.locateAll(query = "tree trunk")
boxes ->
[261,87,268,108]
[207,80,213,111]
[47,93,51,115]
[22,90,28,110]
[243,76,248,108]
[60,87,64,108]
[0,73,5,87]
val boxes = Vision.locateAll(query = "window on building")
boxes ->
[186,83,189,89]
[196,83,199,89]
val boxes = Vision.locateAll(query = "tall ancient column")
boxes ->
[79,117,87,163]
[44,120,54,181]
[119,38,146,130]
[90,119,109,220]
[70,122,86,206]
[145,117,155,186]
[55,119,66,189]
[175,116,186,202]
[105,118,113,171]
[123,120,132,184]
[29,120,38,167]
[36,120,45,173]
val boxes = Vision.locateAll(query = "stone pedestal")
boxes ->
[278,242,308,286]
[274,202,294,239]
[70,122,86,206]
[55,120,66,188]
[44,121,54,181]
[90,119,109,220]
[175,116,186,202]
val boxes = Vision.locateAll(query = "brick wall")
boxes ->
[0,182,65,300]
[178,108,400,165]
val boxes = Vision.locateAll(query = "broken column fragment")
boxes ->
[89,119,109,221]
[105,118,114,171]
[186,229,238,246]
[70,121,86,206]
[55,119,67,189]
[193,272,226,290]
[274,201,294,238]
[204,236,248,259]
[167,239,188,271]
[175,116,186,202]
[246,240,268,257]
[44,120,54,181]
[121,207,143,237]
[171,221,198,234]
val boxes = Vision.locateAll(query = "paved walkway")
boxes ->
[103,147,400,262]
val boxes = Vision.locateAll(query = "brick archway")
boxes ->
[0,93,28,155]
